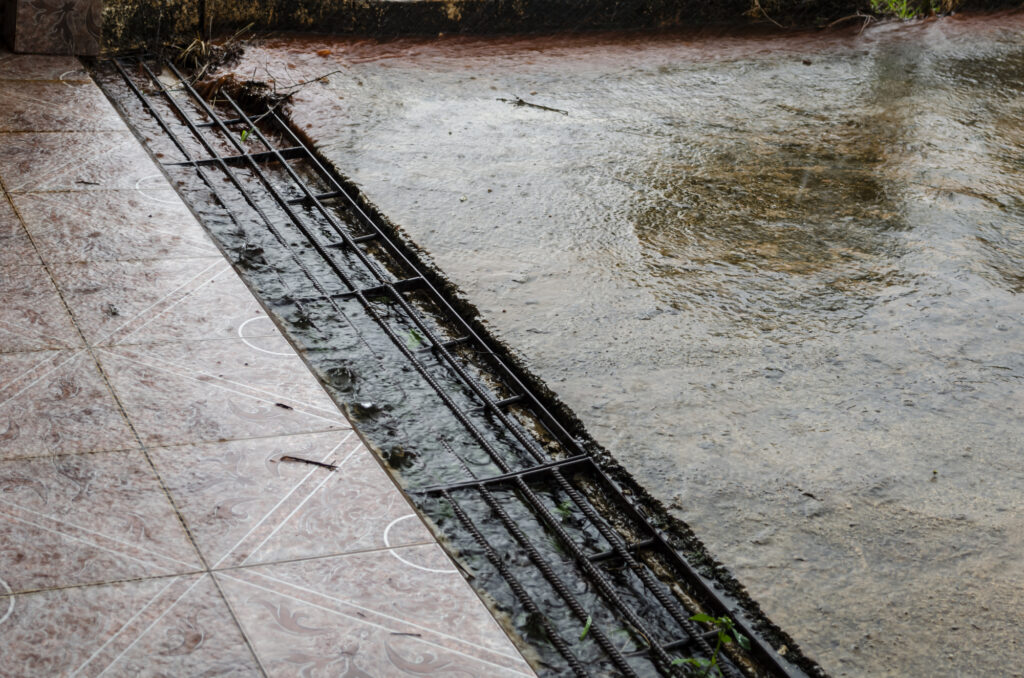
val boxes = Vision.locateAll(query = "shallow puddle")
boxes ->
[231,14,1024,676]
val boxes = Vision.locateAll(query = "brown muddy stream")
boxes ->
[233,14,1024,676]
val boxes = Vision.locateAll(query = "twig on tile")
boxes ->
[279,455,338,471]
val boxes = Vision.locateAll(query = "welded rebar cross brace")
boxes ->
[99,53,811,678]
[413,454,593,494]
[162,146,305,167]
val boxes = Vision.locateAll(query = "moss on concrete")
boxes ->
[103,0,201,51]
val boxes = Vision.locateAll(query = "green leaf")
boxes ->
[580,615,592,641]
[689,613,715,623]
[405,328,424,348]
[240,129,250,142]
[736,633,751,651]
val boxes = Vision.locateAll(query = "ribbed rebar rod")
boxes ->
[103,54,807,678]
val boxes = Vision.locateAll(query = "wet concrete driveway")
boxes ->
[233,14,1024,675]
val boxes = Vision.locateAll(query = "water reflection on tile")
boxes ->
[0,81,123,132]
[0,449,202,593]
[151,432,431,568]
[0,264,82,353]
[0,350,135,460]
[97,338,348,447]
[0,131,156,192]
[48,257,235,346]
[11,189,218,263]
[0,574,262,677]
[0,51,534,677]
[112,273,278,347]
[218,546,534,677]
[0,49,87,81]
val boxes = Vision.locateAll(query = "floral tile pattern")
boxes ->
[11,189,220,263]
[0,50,534,678]
[0,47,87,80]
[96,337,349,447]
[0,350,136,460]
[48,257,233,346]
[0,195,39,267]
[0,575,263,677]
[150,432,433,569]
[3,0,102,56]
[0,80,122,132]
[0,264,82,353]
[0,131,157,192]
[0,449,202,593]
[217,547,535,678]
[48,259,277,347]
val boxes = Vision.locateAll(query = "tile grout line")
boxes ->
[72,252,274,678]
[233,439,362,569]
[217,570,534,677]
[67,576,182,678]
[98,347,351,424]
[209,432,352,570]
[1,62,533,677]
[0,107,273,678]
[92,574,208,678]
[0,540,441,600]
[0,427,342,464]
[206,573,273,677]
[0,130,138,193]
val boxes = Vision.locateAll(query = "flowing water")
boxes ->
[231,14,1024,676]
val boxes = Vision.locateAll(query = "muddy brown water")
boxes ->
[230,14,1024,676]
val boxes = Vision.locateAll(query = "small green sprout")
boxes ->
[671,614,750,676]
[580,615,592,641]
[405,328,425,348]
[240,128,250,143]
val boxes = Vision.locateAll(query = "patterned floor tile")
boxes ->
[47,257,256,346]
[217,546,534,677]
[96,338,349,447]
[0,264,82,353]
[0,131,157,192]
[0,574,262,677]
[150,432,431,569]
[0,49,87,82]
[0,81,123,132]
[11,189,219,263]
[0,449,202,593]
[0,350,136,460]
[0,194,40,268]
[115,275,280,348]
[0,54,536,678]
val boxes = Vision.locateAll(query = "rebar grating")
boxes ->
[98,54,810,678]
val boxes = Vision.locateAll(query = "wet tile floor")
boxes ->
[0,47,535,677]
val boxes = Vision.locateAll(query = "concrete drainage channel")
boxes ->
[94,54,819,678]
